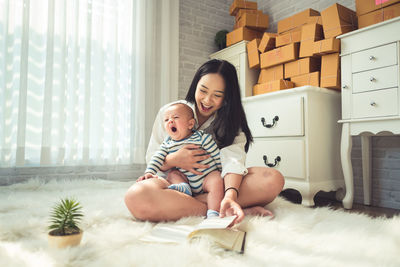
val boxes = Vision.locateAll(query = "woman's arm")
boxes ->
[219,131,248,224]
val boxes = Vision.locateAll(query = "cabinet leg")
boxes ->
[300,189,315,206]
[361,135,372,205]
[341,123,354,209]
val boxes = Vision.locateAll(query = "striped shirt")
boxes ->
[145,130,222,193]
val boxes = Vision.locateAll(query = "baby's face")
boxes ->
[163,104,195,141]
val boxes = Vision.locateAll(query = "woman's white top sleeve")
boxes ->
[219,130,249,178]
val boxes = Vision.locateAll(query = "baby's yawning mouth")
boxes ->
[171,126,177,132]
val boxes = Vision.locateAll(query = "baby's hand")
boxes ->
[136,173,157,182]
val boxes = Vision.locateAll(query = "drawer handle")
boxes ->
[369,55,375,60]
[261,116,279,128]
[342,85,348,89]
[369,77,376,82]
[370,101,376,107]
[263,155,281,167]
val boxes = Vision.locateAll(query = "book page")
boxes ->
[139,224,194,244]
[195,216,237,230]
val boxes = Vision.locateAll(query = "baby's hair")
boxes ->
[167,103,194,119]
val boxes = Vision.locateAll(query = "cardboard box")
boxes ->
[226,27,264,47]
[258,64,284,83]
[301,23,323,42]
[276,29,302,47]
[307,16,323,25]
[258,32,278,53]
[356,0,400,16]
[247,38,261,69]
[237,13,269,31]
[284,57,320,78]
[313,38,341,56]
[230,0,258,16]
[320,53,340,89]
[260,42,300,68]
[299,23,324,58]
[321,3,357,38]
[358,2,400,28]
[290,71,320,87]
[235,9,263,21]
[277,8,320,34]
[253,79,294,95]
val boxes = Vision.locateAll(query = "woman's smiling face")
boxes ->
[194,73,225,120]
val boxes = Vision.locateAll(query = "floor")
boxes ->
[280,189,400,219]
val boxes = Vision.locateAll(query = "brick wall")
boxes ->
[179,0,233,98]
[178,0,400,209]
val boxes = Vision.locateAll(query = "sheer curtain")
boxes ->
[0,0,179,167]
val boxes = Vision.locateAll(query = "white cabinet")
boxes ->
[243,86,344,206]
[209,41,259,98]
[337,17,400,209]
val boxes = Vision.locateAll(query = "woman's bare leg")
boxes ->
[238,167,284,216]
[124,177,207,221]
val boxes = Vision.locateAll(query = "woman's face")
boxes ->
[194,73,225,119]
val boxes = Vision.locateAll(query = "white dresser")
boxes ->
[337,17,400,209]
[209,40,259,98]
[243,86,344,206]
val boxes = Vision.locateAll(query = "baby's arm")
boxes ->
[138,144,168,182]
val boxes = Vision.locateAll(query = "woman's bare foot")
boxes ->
[243,206,274,218]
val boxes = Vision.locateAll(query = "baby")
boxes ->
[138,103,223,218]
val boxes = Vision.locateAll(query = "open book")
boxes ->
[139,216,246,253]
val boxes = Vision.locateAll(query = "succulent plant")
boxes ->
[48,198,83,236]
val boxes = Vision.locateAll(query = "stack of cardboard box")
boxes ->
[226,0,269,47]
[248,3,358,96]
[356,0,400,28]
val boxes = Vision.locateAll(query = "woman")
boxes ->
[125,59,284,225]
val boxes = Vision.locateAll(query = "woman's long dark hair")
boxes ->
[185,59,253,152]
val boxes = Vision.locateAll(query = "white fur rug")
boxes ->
[1,178,399,267]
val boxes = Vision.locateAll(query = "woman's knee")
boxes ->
[263,168,285,193]
[124,184,154,220]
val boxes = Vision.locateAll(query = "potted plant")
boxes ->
[214,30,229,50]
[48,198,84,248]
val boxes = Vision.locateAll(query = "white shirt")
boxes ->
[146,100,249,178]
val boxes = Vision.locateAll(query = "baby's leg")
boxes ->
[166,169,192,196]
[202,170,224,217]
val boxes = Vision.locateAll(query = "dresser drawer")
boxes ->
[244,96,304,137]
[246,139,306,180]
[352,87,398,118]
[352,65,398,93]
[352,42,397,73]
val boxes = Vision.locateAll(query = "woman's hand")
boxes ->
[166,144,210,175]
[219,196,245,225]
